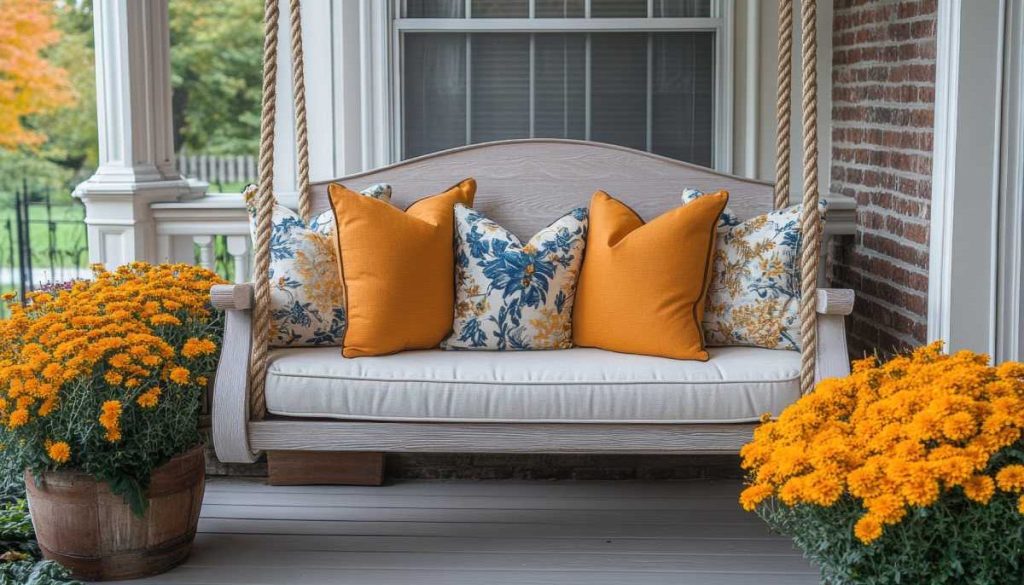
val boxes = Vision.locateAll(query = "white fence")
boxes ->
[177,153,257,187]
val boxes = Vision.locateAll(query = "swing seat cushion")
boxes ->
[263,345,801,423]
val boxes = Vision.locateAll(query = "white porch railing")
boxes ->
[150,194,251,283]
[177,153,257,186]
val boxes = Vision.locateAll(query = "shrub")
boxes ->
[740,343,1024,584]
[0,263,224,514]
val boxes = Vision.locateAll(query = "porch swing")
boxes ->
[209,0,855,476]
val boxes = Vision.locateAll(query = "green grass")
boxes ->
[207,181,250,195]
[0,203,89,272]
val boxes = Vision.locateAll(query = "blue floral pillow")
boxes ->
[682,188,826,351]
[444,204,588,351]
[243,183,391,347]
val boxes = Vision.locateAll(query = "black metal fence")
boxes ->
[1,181,89,312]
[0,182,243,318]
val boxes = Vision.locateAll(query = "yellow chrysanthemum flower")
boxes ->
[47,441,71,464]
[996,465,1024,492]
[853,515,883,544]
[181,338,217,359]
[963,475,995,504]
[7,408,29,429]
[99,400,122,442]
[136,387,162,409]
[169,367,190,385]
[739,484,773,512]
[739,342,1024,544]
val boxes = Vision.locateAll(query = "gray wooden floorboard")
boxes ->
[105,478,818,585]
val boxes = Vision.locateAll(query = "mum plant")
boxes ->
[0,263,224,514]
[740,343,1024,584]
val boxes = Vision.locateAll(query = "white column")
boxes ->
[73,0,206,267]
[929,0,1006,357]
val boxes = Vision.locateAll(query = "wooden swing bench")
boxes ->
[209,0,853,485]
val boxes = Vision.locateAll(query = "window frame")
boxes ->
[387,0,734,171]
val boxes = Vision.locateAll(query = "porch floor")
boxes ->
[110,477,818,585]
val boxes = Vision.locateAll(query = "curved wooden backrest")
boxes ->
[310,139,773,240]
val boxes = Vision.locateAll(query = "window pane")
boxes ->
[590,33,647,151]
[404,0,464,18]
[403,34,467,158]
[471,35,530,142]
[591,0,647,17]
[402,31,716,166]
[653,0,712,17]
[536,0,585,17]
[534,35,587,138]
[652,32,715,167]
[471,0,528,17]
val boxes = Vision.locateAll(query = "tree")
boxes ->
[33,0,97,178]
[169,0,263,155]
[0,0,75,150]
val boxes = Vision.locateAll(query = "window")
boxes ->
[395,0,727,169]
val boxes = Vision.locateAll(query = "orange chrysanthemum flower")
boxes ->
[740,342,1024,544]
[47,441,71,464]
[136,387,162,409]
[996,465,1024,492]
[169,367,190,385]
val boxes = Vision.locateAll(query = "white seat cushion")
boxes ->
[264,346,800,424]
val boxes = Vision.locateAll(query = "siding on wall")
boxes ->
[829,0,937,356]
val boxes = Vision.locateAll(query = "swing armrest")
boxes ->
[211,283,254,310]
[815,288,855,383]
[816,288,854,315]
[210,282,260,464]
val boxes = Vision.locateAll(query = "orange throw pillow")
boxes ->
[572,190,728,360]
[329,179,476,357]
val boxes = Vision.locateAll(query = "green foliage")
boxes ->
[0,560,78,585]
[169,0,263,155]
[31,1,98,179]
[759,485,1024,584]
[0,501,32,544]
[0,500,80,585]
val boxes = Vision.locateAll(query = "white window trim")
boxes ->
[930,0,1024,361]
[379,0,734,171]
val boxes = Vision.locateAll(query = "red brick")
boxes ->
[830,0,938,352]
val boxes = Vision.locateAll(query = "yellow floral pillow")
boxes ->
[243,183,391,347]
[682,189,826,351]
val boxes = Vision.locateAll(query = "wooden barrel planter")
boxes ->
[24,445,205,581]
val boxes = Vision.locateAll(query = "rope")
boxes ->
[774,0,793,210]
[290,0,312,221]
[249,0,280,420]
[797,0,820,395]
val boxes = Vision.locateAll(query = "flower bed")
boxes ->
[740,343,1024,584]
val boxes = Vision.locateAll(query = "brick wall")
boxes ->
[829,0,937,356]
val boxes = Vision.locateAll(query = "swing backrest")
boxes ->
[309,139,774,241]
[247,0,823,421]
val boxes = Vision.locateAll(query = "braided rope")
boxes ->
[797,0,820,395]
[290,0,312,221]
[249,0,280,420]
[774,0,794,210]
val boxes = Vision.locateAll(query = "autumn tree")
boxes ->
[0,0,75,150]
